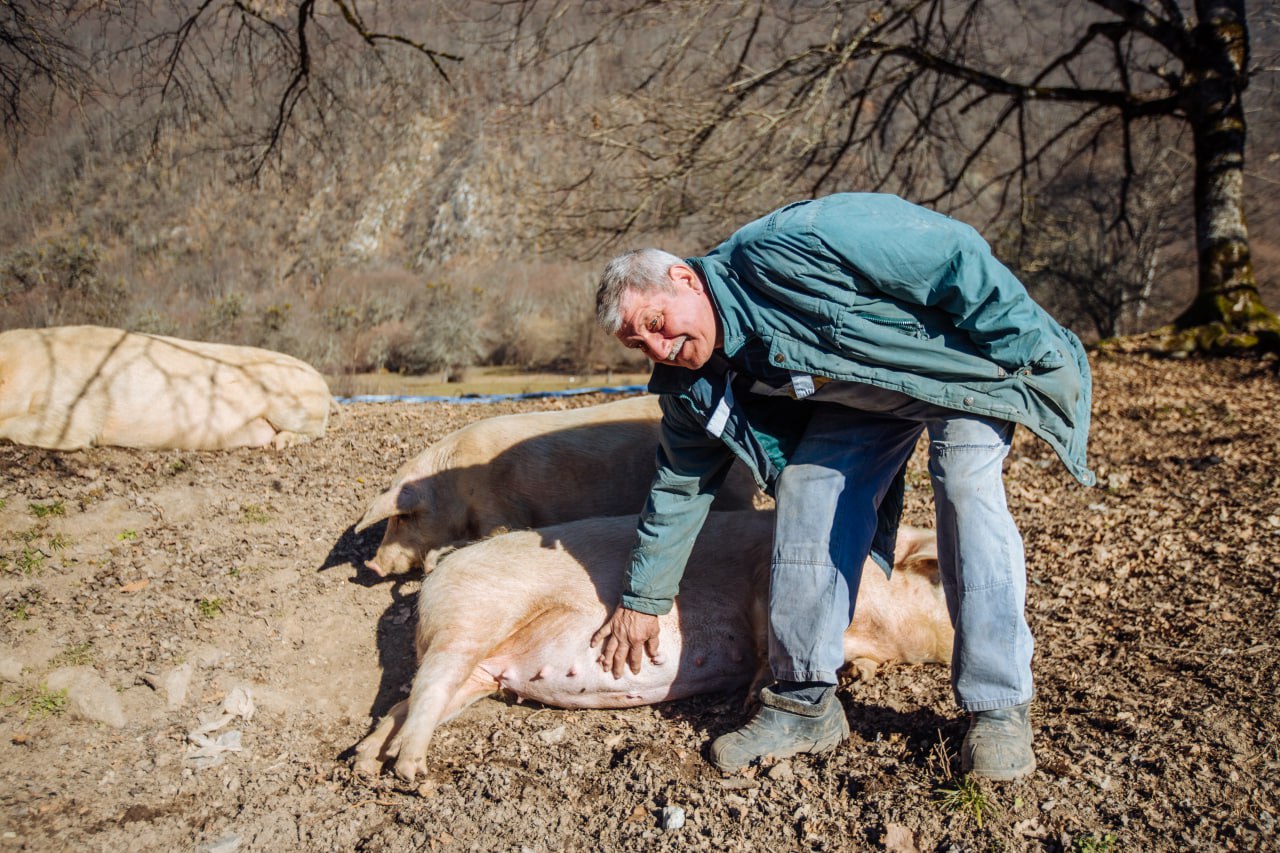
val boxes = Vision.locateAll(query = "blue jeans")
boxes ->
[769,385,1032,712]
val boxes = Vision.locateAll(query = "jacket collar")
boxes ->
[687,255,753,358]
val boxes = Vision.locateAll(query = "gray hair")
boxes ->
[595,248,686,333]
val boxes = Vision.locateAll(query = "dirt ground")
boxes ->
[1,352,1277,852]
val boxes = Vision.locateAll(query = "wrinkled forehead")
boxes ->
[616,288,668,330]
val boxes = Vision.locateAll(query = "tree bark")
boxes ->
[1168,0,1280,352]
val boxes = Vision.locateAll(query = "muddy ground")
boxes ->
[0,353,1277,852]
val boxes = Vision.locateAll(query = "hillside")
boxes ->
[2,3,1278,373]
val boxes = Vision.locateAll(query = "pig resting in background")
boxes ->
[354,510,953,782]
[0,325,331,451]
[354,395,758,575]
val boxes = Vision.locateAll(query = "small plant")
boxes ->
[13,528,40,544]
[15,547,46,575]
[29,501,65,519]
[168,459,188,475]
[47,534,71,552]
[197,598,224,619]
[261,302,291,332]
[9,602,28,621]
[1073,832,1119,853]
[51,641,93,667]
[927,728,956,780]
[28,686,68,719]
[240,504,269,524]
[117,529,138,542]
[937,775,995,829]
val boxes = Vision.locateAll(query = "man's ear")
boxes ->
[669,263,703,293]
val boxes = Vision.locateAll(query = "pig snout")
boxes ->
[363,516,427,577]
[365,543,416,576]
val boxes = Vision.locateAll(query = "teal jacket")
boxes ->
[621,193,1094,616]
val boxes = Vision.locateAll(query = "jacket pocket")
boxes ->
[828,310,1005,381]
[849,311,927,339]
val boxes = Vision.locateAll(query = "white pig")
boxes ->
[0,325,332,451]
[355,395,758,575]
[354,510,953,781]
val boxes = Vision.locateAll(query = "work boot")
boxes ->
[709,686,849,771]
[961,702,1036,781]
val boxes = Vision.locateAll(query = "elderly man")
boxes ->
[590,193,1093,780]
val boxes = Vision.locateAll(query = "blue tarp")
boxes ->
[334,384,648,406]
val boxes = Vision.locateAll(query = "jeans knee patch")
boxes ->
[769,560,846,675]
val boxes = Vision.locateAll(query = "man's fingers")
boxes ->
[610,635,631,679]
[626,641,643,675]
[593,608,662,678]
[599,635,618,672]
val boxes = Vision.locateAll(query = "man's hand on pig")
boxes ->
[591,606,663,678]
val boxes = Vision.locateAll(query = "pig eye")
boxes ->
[646,315,662,332]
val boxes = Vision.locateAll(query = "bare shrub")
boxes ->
[1,236,128,330]
[1002,145,1191,342]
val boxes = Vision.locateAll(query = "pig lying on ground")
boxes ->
[354,510,953,781]
[355,395,759,575]
[0,326,332,451]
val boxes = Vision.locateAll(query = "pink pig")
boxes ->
[354,510,953,782]
[355,395,758,575]
[0,326,331,451]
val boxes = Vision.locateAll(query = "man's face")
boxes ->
[614,264,721,370]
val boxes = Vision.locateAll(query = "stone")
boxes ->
[46,666,127,728]
[154,663,194,709]
[0,654,24,683]
[659,806,686,831]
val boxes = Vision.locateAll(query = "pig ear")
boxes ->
[423,544,457,573]
[355,488,405,532]
[893,525,940,578]
[894,525,938,563]
[355,479,433,532]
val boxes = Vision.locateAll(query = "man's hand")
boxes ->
[590,606,662,678]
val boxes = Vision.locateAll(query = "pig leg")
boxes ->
[271,429,308,450]
[385,651,501,782]
[218,417,279,449]
[353,699,409,775]
[354,664,499,780]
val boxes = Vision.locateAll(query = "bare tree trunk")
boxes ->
[1169,0,1280,351]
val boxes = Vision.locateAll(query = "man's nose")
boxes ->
[638,333,666,362]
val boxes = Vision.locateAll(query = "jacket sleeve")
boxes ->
[621,395,736,615]
[811,195,1065,371]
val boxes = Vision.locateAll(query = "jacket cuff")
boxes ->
[620,592,674,616]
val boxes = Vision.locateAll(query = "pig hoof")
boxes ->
[394,756,427,783]
[353,751,385,777]
[363,560,388,577]
[353,734,399,776]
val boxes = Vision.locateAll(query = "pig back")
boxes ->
[422,395,755,528]
[468,396,758,525]
[0,325,331,450]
